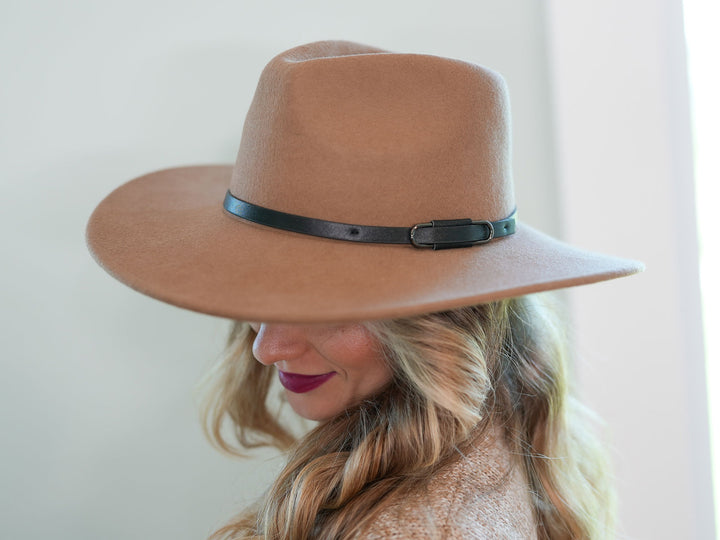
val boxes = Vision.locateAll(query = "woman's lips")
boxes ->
[278,371,336,393]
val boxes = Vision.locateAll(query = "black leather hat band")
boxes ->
[223,190,516,250]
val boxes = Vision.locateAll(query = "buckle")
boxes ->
[409,219,495,250]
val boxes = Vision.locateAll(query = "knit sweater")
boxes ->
[361,428,537,539]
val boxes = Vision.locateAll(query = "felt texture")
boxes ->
[362,428,537,539]
[86,40,644,322]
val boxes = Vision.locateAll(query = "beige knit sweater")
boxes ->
[361,429,538,539]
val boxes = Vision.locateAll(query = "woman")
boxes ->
[86,40,642,539]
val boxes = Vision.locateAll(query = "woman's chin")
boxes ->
[285,392,344,422]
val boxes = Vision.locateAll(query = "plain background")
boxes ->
[0,0,711,538]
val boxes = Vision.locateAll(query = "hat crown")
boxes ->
[230,40,515,226]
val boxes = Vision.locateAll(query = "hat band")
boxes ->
[223,190,516,250]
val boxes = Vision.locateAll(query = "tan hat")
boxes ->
[86,40,643,323]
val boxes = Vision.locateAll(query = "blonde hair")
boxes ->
[199,295,614,539]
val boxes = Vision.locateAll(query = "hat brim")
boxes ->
[86,165,643,323]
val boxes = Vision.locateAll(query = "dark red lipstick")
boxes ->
[278,371,336,393]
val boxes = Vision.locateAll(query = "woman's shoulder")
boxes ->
[361,426,537,539]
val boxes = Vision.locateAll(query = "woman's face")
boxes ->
[249,323,393,421]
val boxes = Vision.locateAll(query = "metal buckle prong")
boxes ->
[473,220,495,244]
[409,222,434,248]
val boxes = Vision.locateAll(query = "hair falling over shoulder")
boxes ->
[198,295,615,540]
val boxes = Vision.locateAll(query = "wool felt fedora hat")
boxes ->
[86,40,643,323]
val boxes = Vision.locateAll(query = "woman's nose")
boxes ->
[252,324,310,366]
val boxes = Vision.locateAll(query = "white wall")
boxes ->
[0,2,560,539]
[547,1,714,538]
